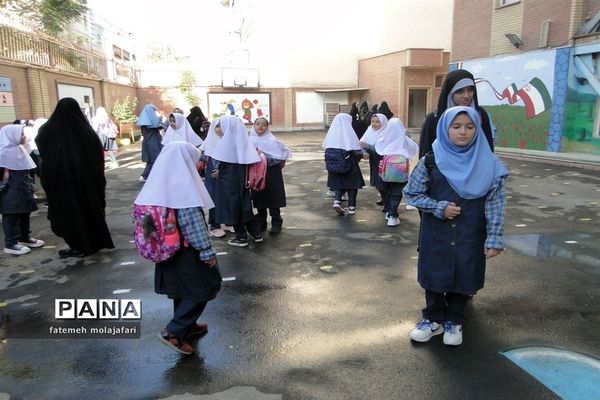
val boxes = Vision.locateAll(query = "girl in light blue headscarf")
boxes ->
[136,104,164,181]
[403,106,508,347]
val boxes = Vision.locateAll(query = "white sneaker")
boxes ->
[443,321,463,346]
[347,206,356,215]
[138,176,146,182]
[333,201,345,215]
[406,204,418,210]
[4,244,31,255]
[410,319,443,342]
[18,238,45,248]
[387,216,400,227]
[224,225,235,233]
[209,228,226,238]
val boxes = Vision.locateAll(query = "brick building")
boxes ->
[450,0,600,155]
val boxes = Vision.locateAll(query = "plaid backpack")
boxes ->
[132,205,180,263]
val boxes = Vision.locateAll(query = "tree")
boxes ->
[178,71,199,107]
[111,96,138,125]
[3,0,88,36]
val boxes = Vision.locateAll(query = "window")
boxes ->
[435,75,445,88]
[499,0,519,6]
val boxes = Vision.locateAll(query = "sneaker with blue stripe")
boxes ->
[442,321,463,346]
[410,318,443,342]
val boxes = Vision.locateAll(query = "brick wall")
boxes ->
[522,1,572,50]
[1,61,138,122]
[452,0,493,61]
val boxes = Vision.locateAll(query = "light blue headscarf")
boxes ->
[432,106,508,199]
[136,104,161,128]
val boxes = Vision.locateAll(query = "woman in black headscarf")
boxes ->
[187,106,208,140]
[348,102,362,139]
[357,101,371,137]
[418,69,495,158]
[377,101,394,119]
[35,97,114,257]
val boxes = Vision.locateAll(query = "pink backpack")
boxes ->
[246,151,267,191]
[378,155,410,183]
[132,205,181,263]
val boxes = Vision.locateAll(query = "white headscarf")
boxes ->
[375,118,418,158]
[162,113,203,147]
[210,115,260,164]
[134,141,214,209]
[322,113,361,151]
[0,124,37,170]
[359,113,389,145]
[249,121,291,160]
[23,118,46,153]
[199,119,221,156]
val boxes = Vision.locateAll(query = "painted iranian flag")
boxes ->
[501,83,519,105]
[516,77,552,118]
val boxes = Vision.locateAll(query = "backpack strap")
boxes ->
[424,151,435,175]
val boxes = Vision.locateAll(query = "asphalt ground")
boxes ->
[0,131,598,400]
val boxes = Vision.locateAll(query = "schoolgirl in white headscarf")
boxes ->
[134,141,221,356]
[211,116,263,247]
[374,118,418,227]
[92,107,119,167]
[358,113,390,210]
[248,117,291,234]
[0,124,44,255]
[199,119,228,237]
[323,113,365,216]
[162,113,203,147]
[375,118,418,158]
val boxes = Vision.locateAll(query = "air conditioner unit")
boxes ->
[540,20,551,48]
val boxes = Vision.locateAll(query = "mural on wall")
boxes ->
[562,43,600,155]
[453,50,556,151]
[0,77,17,123]
[207,93,270,124]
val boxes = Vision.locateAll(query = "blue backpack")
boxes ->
[324,148,352,173]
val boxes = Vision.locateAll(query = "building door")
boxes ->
[408,89,428,128]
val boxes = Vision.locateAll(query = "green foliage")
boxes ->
[111,96,138,124]
[6,0,88,36]
[178,71,199,106]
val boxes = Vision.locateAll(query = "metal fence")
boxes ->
[0,24,138,84]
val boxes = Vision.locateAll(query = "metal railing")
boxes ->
[0,24,138,84]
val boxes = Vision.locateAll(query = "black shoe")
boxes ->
[269,225,282,234]
[58,248,86,258]
[227,238,248,247]
[376,200,384,206]
[249,232,263,243]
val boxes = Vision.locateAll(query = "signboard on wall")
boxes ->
[208,93,270,124]
[0,77,17,123]
[57,83,95,120]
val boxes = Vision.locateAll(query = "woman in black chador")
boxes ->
[187,106,208,140]
[348,102,361,139]
[35,97,114,257]
[419,69,495,158]
[137,104,163,181]
[377,101,394,119]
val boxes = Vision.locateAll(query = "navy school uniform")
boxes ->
[418,163,486,295]
[0,169,38,247]
[326,150,365,190]
[214,162,254,226]
[251,162,286,209]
